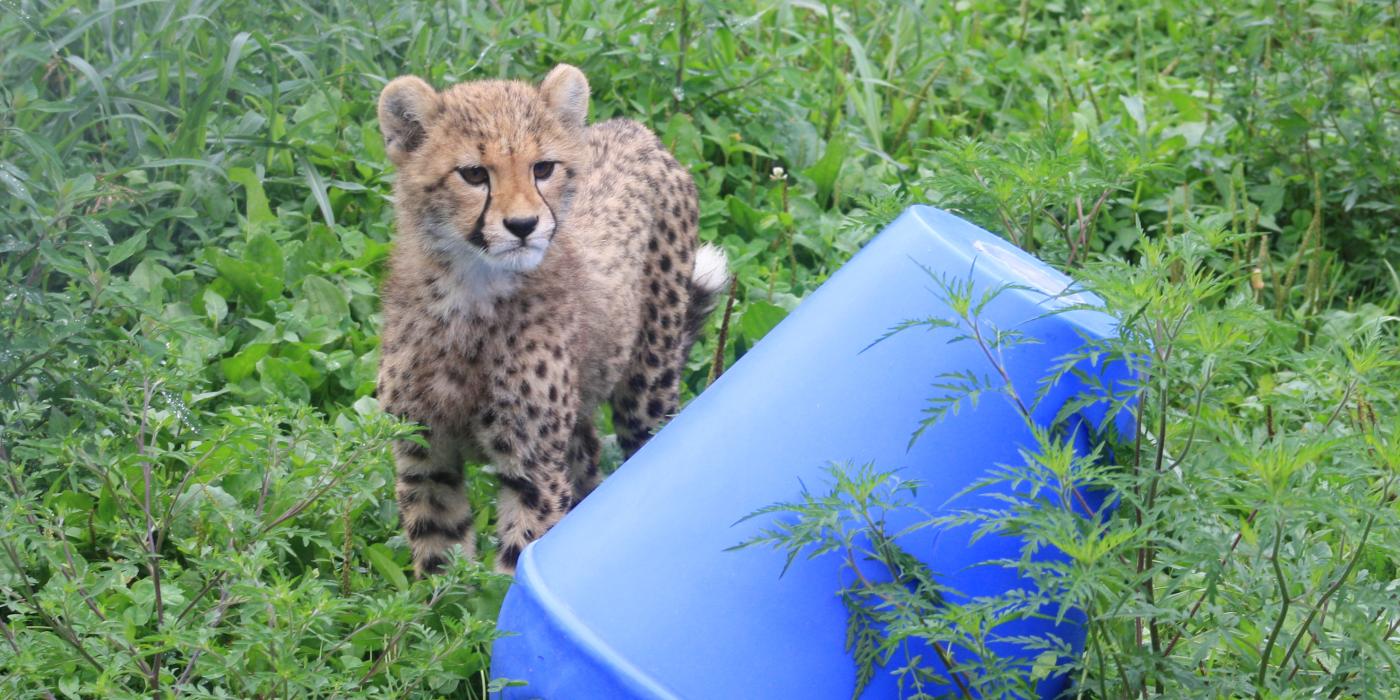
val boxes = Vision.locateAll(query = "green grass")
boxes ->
[1,0,1397,697]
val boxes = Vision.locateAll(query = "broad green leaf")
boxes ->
[739,300,788,344]
[804,136,847,208]
[221,342,271,382]
[228,166,274,225]
[209,248,282,308]
[726,195,765,239]
[258,356,311,403]
[245,232,285,281]
[106,230,147,268]
[365,543,409,591]
[202,287,228,325]
[1120,94,1147,135]
[302,275,350,323]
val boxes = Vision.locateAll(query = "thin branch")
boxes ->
[0,538,104,672]
[843,547,974,699]
[0,616,60,700]
[1255,521,1291,698]
[707,277,739,386]
[354,582,451,687]
[1276,474,1394,680]
[136,376,164,700]
[1162,508,1259,657]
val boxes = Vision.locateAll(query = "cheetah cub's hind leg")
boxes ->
[612,241,731,459]
[565,418,603,503]
[394,431,475,576]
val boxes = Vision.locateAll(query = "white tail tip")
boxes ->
[691,243,730,294]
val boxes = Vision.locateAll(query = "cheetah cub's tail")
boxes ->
[683,243,731,351]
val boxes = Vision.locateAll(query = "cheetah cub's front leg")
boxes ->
[473,342,585,573]
[392,430,474,576]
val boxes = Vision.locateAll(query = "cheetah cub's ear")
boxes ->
[539,64,590,129]
[378,76,440,166]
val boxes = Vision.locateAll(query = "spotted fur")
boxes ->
[375,65,728,576]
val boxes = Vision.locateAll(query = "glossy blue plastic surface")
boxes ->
[491,206,1130,699]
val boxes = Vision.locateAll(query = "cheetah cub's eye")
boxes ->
[532,161,556,180]
[457,166,489,186]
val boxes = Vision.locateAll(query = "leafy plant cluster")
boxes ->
[743,232,1400,696]
[1,0,1396,697]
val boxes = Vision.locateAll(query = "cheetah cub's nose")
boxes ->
[504,216,538,240]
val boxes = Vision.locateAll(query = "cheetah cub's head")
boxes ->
[378,65,590,273]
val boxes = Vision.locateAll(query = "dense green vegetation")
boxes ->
[1,0,1396,697]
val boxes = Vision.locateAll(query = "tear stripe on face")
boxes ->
[533,170,560,242]
[467,181,491,249]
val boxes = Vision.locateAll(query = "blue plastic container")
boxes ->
[491,206,1131,699]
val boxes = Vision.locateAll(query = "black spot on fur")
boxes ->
[656,369,676,388]
[398,470,453,487]
[397,439,429,460]
[419,553,448,574]
[499,543,523,570]
[429,469,463,488]
[499,474,542,510]
[647,398,664,418]
[408,515,472,541]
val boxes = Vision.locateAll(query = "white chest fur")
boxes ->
[426,250,523,320]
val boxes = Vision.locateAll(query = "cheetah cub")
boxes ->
[375,64,728,576]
